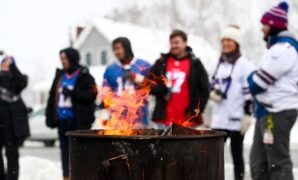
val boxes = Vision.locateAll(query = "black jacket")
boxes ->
[0,64,29,140]
[45,66,97,129]
[147,47,209,124]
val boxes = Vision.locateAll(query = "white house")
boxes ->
[29,18,219,106]
[73,18,218,73]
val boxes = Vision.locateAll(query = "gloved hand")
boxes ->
[244,100,253,115]
[209,89,223,102]
[123,65,145,84]
[131,73,145,84]
[123,65,133,81]
[240,115,252,135]
[62,87,73,97]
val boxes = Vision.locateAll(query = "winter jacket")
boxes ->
[45,66,97,129]
[248,31,298,118]
[210,55,255,131]
[147,47,209,124]
[0,64,29,140]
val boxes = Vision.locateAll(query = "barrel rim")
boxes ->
[66,130,226,140]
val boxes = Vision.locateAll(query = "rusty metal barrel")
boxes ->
[67,125,225,180]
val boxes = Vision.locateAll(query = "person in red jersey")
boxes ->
[147,30,209,128]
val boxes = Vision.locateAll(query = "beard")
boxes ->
[263,34,269,42]
[264,27,285,42]
[64,64,79,74]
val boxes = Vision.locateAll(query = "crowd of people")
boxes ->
[0,1,298,180]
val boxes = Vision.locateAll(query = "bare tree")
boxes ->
[105,0,298,61]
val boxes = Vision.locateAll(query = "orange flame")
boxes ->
[181,102,201,128]
[98,72,166,136]
[97,70,201,135]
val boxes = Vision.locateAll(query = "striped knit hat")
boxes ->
[261,0,289,30]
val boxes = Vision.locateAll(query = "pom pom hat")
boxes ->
[261,0,289,30]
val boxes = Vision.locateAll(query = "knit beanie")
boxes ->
[261,0,289,30]
[1,56,16,65]
[221,25,242,46]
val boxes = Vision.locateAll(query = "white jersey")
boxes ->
[254,42,298,112]
[210,56,255,131]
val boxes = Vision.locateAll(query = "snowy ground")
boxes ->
[19,156,61,180]
[14,121,298,180]
[18,144,298,180]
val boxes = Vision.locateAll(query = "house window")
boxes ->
[86,52,92,66]
[101,50,108,65]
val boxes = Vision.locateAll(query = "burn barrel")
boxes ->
[67,125,225,180]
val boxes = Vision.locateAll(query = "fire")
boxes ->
[97,72,166,136]
[97,86,145,135]
[97,71,201,136]
[181,102,201,127]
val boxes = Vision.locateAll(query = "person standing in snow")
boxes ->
[45,48,97,180]
[102,37,151,125]
[209,25,255,180]
[248,1,298,180]
[147,30,209,128]
[0,56,29,180]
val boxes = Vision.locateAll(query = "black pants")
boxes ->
[216,129,245,180]
[0,103,19,180]
[250,110,297,180]
[58,119,77,178]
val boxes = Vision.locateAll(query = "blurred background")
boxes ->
[1,0,298,179]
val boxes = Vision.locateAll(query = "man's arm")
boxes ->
[132,60,152,85]
[10,63,28,93]
[102,68,112,88]
[144,58,168,95]
[196,59,209,113]
[248,44,296,95]
[242,60,256,100]
[72,74,97,103]
[45,69,61,128]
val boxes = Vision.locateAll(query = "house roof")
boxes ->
[73,18,219,72]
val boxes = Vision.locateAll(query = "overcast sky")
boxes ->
[0,0,137,80]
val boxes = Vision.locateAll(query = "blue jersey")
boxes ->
[103,58,151,124]
[103,58,151,91]
[57,70,80,120]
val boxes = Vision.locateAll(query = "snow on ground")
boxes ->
[18,156,298,180]
[19,156,61,180]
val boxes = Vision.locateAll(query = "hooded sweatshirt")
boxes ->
[60,47,80,73]
[57,48,81,120]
